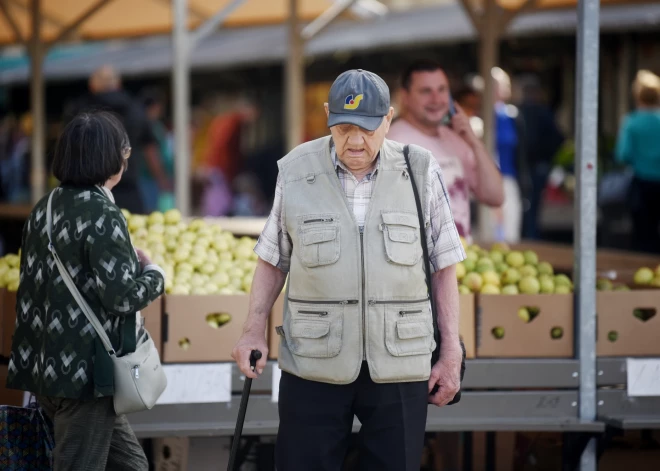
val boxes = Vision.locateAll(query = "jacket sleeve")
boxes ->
[615,116,632,165]
[86,205,165,316]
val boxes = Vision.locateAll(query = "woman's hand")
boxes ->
[135,248,153,271]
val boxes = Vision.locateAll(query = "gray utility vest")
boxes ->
[276,136,436,384]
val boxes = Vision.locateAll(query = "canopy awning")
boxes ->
[1,2,659,86]
[0,0,347,45]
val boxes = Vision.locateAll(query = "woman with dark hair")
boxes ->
[6,111,165,470]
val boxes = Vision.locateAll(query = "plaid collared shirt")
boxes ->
[254,147,466,273]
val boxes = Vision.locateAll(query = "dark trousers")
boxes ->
[630,177,660,254]
[275,362,429,471]
[37,395,148,471]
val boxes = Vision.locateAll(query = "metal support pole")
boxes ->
[285,0,304,152]
[479,0,498,155]
[172,0,191,216]
[29,0,46,205]
[476,0,498,243]
[574,0,600,469]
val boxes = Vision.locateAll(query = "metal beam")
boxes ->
[172,0,191,217]
[47,0,113,46]
[29,0,45,205]
[189,0,245,49]
[0,0,25,44]
[285,0,304,152]
[574,0,600,468]
[301,0,356,41]
[7,0,65,28]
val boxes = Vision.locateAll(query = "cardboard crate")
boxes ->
[476,294,574,358]
[597,290,660,356]
[459,293,476,359]
[162,294,250,363]
[1,289,17,358]
[268,293,477,360]
[141,296,163,357]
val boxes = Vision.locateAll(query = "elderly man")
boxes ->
[232,69,465,470]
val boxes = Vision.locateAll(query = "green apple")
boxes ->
[455,262,467,280]
[501,268,521,285]
[519,276,541,294]
[170,284,190,295]
[463,272,483,293]
[554,285,571,294]
[596,278,613,291]
[164,208,182,225]
[501,284,519,295]
[489,250,505,264]
[540,277,555,294]
[482,270,501,287]
[458,285,472,295]
[179,231,197,245]
[517,307,530,322]
[634,267,654,285]
[537,261,554,276]
[520,265,538,278]
[523,250,539,266]
[481,284,500,294]
[505,251,525,268]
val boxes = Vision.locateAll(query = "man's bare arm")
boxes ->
[431,264,461,352]
[232,258,287,377]
[243,258,287,334]
[469,137,505,207]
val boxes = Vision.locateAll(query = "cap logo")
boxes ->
[344,94,364,110]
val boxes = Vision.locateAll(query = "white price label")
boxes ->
[157,363,232,404]
[272,364,282,403]
[627,358,660,397]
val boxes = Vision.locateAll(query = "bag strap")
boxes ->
[46,190,116,356]
[402,146,441,366]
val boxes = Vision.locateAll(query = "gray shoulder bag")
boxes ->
[46,190,167,415]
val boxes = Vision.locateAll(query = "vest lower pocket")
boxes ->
[380,211,422,266]
[384,304,434,357]
[288,304,344,358]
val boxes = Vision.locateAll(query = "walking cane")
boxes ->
[227,349,262,471]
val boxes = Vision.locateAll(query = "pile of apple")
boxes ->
[0,252,20,292]
[122,209,258,296]
[597,266,660,291]
[456,239,573,295]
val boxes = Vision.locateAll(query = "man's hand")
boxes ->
[428,345,463,407]
[451,104,478,146]
[232,330,269,379]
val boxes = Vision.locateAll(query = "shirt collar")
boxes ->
[96,185,116,204]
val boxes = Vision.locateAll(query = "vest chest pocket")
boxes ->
[380,211,423,266]
[288,304,344,358]
[384,303,434,357]
[299,222,340,268]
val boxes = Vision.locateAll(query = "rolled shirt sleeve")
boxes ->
[254,173,293,273]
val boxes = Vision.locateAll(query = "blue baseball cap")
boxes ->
[327,69,390,132]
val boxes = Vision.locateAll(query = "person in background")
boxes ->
[140,90,175,212]
[484,67,522,243]
[455,84,484,140]
[615,70,660,254]
[389,59,503,241]
[63,65,164,214]
[201,101,259,216]
[517,75,564,240]
[6,111,165,470]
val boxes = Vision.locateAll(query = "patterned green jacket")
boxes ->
[6,185,165,400]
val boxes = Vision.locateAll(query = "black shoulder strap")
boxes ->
[403,145,464,405]
[402,145,440,366]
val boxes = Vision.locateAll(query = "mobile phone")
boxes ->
[442,93,456,126]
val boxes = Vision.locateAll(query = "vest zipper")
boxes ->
[297,310,329,317]
[303,218,334,224]
[287,297,358,305]
[360,229,366,360]
[399,310,423,316]
[367,298,429,305]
